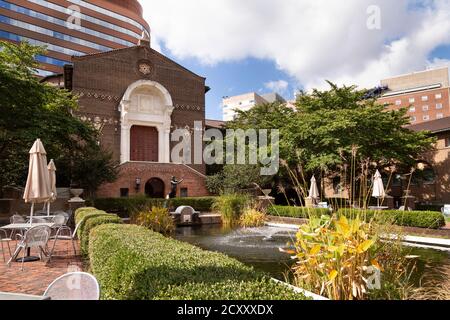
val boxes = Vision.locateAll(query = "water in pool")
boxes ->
[175,225,297,280]
[175,225,450,286]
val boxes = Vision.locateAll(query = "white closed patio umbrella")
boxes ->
[308,176,320,203]
[23,139,52,224]
[372,170,386,207]
[46,159,57,216]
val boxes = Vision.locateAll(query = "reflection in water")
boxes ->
[175,225,297,280]
[175,225,450,286]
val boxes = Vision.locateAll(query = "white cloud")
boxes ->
[264,80,289,93]
[141,0,450,91]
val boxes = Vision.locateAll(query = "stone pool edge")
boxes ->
[265,221,450,251]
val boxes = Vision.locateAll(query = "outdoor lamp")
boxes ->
[135,178,141,191]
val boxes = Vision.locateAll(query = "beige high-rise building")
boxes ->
[222,92,286,121]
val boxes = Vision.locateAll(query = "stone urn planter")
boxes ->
[69,188,84,202]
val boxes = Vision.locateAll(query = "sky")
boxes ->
[139,0,450,120]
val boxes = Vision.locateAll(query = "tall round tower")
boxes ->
[0,0,150,76]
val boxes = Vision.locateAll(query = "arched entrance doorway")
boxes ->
[145,178,165,198]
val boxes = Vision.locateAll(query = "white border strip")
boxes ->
[265,222,300,230]
[271,278,329,301]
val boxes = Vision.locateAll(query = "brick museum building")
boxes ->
[61,35,210,198]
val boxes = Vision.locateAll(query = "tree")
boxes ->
[227,82,435,200]
[206,164,271,194]
[0,41,117,196]
[204,103,290,194]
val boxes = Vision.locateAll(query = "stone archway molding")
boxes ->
[120,80,174,164]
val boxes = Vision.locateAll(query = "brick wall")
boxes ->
[72,45,206,174]
[96,162,209,198]
[71,44,210,197]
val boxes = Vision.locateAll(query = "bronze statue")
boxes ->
[169,176,184,199]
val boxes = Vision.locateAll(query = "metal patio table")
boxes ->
[0,292,50,300]
[0,223,55,263]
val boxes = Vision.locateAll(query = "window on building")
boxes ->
[436,103,443,110]
[422,105,429,111]
[436,93,442,99]
[422,96,429,102]
[120,188,129,198]
[422,168,436,185]
[409,98,415,103]
[423,115,430,121]
[332,177,342,194]
[410,172,420,186]
[437,113,444,119]
[409,106,416,112]
[445,137,450,148]
[410,116,417,122]
[395,100,402,106]
[180,188,188,198]
[392,174,402,187]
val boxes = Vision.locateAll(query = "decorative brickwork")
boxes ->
[71,44,209,197]
[96,162,209,198]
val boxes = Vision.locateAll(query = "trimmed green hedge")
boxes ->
[75,209,108,237]
[416,204,442,212]
[74,207,100,224]
[74,207,123,255]
[92,197,217,217]
[80,214,122,256]
[88,224,307,300]
[267,205,330,219]
[337,209,446,229]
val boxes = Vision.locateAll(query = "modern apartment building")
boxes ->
[222,92,286,121]
[378,67,450,125]
[0,0,150,76]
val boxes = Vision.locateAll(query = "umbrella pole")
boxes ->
[30,202,35,224]
[47,202,50,216]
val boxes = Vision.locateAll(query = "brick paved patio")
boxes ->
[0,240,84,296]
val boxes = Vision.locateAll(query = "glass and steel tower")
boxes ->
[0,0,150,76]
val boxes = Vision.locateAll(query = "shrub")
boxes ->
[79,214,122,256]
[92,197,217,217]
[74,207,99,224]
[74,208,111,240]
[416,204,442,212]
[239,208,267,228]
[170,197,216,212]
[212,194,250,226]
[89,224,308,300]
[267,205,331,219]
[337,209,446,229]
[289,215,415,300]
[132,207,175,236]
[92,197,165,217]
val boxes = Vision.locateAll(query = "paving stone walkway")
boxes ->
[0,240,84,296]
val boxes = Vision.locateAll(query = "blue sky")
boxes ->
[160,45,297,120]
[141,0,450,120]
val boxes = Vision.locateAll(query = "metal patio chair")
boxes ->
[441,205,450,217]
[0,229,12,263]
[30,217,48,224]
[9,215,26,240]
[7,225,52,271]
[48,219,83,260]
[43,272,100,300]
